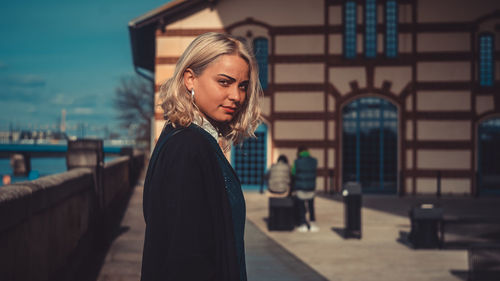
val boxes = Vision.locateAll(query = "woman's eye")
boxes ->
[219,80,230,86]
[239,84,248,92]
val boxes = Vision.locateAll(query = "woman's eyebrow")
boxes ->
[217,74,236,82]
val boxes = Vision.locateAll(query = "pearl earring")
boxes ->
[191,89,195,98]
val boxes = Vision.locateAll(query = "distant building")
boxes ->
[129,0,500,196]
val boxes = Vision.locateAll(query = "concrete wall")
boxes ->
[0,152,145,281]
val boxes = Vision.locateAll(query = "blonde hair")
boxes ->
[159,32,262,144]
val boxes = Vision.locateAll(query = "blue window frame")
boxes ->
[478,118,500,194]
[253,38,268,90]
[364,0,377,58]
[479,33,494,87]
[385,0,398,58]
[344,1,357,59]
[342,97,398,193]
[232,124,267,190]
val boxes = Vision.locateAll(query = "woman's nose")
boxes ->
[228,86,242,103]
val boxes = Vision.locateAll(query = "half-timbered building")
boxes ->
[129,0,500,195]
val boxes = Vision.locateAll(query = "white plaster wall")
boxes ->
[154,120,167,141]
[476,95,495,115]
[415,178,471,194]
[406,177,413,192]
[155,64,175,86]
[275,120,324,140]
[154,92,162,114]
[329,5,342,25]
[417,33,471,52]
[328,148,335,168]
[275,35,324,55]
[216,0,324,26]
[406,95,412,112]
[406,149,413,169]
[374,66,412,95]
[329,67,366,95]
[417,150,471,170]
[415,178,438,194]
[417,91,471,111]
[417,121,471,141]
[399,33,412,53]
[418,0,500,23]
[157,36,197,57]
[260,96,271,117]
[441,178,471,194]
[275,64,324,83]
[399,4,412,23]
[274,92,324,112]
[328,95,335,112]
[329,34,342,55]
[417,62,470,81]
[328,121,335,140]
[406,120,413,140]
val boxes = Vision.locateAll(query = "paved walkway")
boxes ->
[93,185,500,281]
[93,185,326,281]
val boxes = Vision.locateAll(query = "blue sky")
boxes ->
[0,0,169,138]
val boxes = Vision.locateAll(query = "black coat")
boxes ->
[141,124,241,281]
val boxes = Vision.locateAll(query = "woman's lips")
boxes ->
[221,106,237,113]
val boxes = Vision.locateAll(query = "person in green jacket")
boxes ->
[292,146,319,232]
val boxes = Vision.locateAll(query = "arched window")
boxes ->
[253,37,268,90]
[385,0,398,58]
[342,97,398,193]
[364,0,377,58]
[478,118,500,194]
[232,124,268,190]
[479,33,494,87]
[344,1,357,59]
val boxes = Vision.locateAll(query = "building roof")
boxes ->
[128,0,217,73]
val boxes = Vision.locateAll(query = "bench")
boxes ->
[439,216,500,247]
[468,243,500,281]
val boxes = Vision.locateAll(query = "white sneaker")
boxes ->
[296,224,308,233]
[309,222,319,232]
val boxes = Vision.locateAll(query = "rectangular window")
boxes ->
[364,0,377,58]
[253,38,268,90]
[344,1,357,59]
[385,0,398,58]
[479,33,494,87]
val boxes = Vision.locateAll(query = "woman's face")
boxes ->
[185,54,249,124]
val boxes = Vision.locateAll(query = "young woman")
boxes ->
[141,33,262,281]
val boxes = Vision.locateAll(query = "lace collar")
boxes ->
[193,117,219,141]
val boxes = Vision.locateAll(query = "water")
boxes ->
[0,157,116,187]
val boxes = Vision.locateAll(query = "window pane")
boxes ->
[365,0,377,58]
[385,0,398,58]
[253,38,268,89]
[479,34,494,87]
[344,1,357,59]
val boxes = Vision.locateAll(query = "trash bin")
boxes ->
[268,197,295,231]
[342,182,362,239]
[409,204,443,249]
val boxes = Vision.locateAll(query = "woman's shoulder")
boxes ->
[157,125,213,156]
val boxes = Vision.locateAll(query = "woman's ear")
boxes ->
[183,68,196,91]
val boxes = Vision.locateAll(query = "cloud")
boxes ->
[3,74,46,88]
[72,107,94,115]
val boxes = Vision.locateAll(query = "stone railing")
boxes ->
[0,146,145,281]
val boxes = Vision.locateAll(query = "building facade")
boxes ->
[129,0,500,195]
